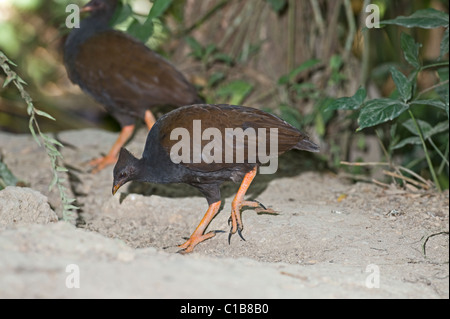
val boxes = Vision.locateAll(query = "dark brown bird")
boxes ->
[64,0,202,172]
[112,104,319,253]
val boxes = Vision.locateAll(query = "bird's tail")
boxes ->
[294,138,320,153]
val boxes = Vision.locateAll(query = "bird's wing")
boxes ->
[73,31,199,116]
[157,104,307,172]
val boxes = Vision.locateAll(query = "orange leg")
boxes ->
[90,124,135,173]
[228,167,277,243]
[144,110,156,131]
[178,201,222,253]
[229,167,258,241]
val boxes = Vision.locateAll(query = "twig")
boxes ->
[397,166,433,188]
[382,170,430,190]
[360,0,371,84]
[340,161,392,167]
[415,79,450,100]
[287,0,297,71]
[422,232,449,258]
[343,0,356,55]
[340,161,433,189]
[371,178,391,188]
[375,129,402,185]
[309,0,325,35]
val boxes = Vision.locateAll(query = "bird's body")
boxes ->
[64,0,202,171]
[113,104,319,253]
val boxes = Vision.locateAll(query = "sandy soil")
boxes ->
[0,128,448,299]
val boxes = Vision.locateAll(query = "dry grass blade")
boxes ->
[382,170,430,190]
[340,161,434,191]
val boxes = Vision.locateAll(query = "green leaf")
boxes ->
[265,0,287,13]
[357,99,410,130]
[392,136,422,150]
[148,0,173,20]
[0,160,19,188]
[411,99,448,111]
[400,33,421,69]
[412,97,449,120]
[126,18,154,43]
[279,104,302,129]
[425,121,449,139]
[204,44,217,57]
[216,80,253,105]
[110,3,133,26]
[278,59,321,85]
[326,87,367,111]
[213,53,234,66]
[402,118,432,136]
[49,174,58,191]
[185,36,204,59]
[64,204,80,211]
[390,67,412,102]
[0,51,17,66]
[35,109,56,121]
[381,8,449,29]
[440,27,449,60]
[402,118,448,140]
[329,54,343,71]
[28,119,41,146]
[2,75,15,88]
[208,72,225,87]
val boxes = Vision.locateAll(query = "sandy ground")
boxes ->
[0,128,448,299]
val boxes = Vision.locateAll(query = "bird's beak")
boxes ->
[112,182,122,196]
[80,1,96,13]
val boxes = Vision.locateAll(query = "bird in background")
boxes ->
[112,104,320,253]
[64,0,203,172]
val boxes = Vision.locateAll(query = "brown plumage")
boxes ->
[64,0,202,172]
[112,104,319,253]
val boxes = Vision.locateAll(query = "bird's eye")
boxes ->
[119,172,126,179]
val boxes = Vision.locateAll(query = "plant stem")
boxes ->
[438,141,449,175]
[427,137,449,168]
[1,50,78,221]
[415,79,450,99]
[343,0,356,54]
[421,61,449,70]
[360,0,371,84]
[287,0,296,71]
[408,110,441,192]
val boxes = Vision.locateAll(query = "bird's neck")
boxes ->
[136,157,169,184]
[65,5,116,49]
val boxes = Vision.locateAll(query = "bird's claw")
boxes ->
[246,199,267,210]
[228,220,245,244]
[227,199,275,245]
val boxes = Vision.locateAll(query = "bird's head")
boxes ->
[112,148,140,195]
[81,0,117,15]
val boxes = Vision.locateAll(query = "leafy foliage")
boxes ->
[111,0,173,44]
[328,9,449,191]
[0,158,20,190]
[0,51,78,221]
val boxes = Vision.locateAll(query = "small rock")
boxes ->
[0,186,58,228]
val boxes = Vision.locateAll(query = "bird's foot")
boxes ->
[88,155,118,173]
[177,231,217,254]
[228,200,270,244]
